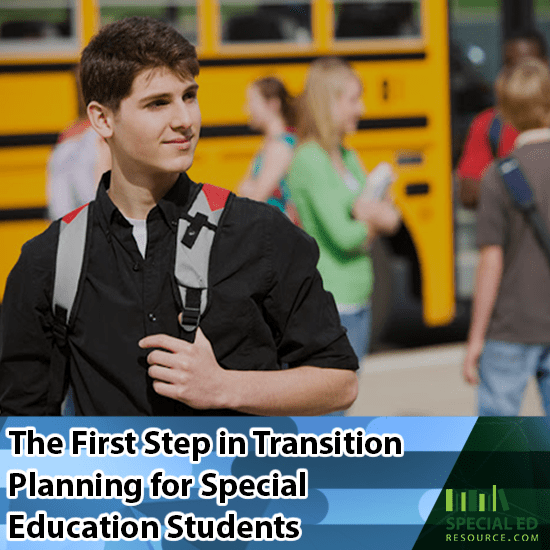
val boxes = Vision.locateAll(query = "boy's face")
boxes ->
[108,66,201,178]
[503,39,545,70]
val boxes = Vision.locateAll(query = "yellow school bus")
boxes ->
[0,0,454,330]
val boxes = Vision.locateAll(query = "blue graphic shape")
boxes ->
[231,453,460,488]
[319,489,427,525]
[418,489,442,521]
[248,525,424,550]
[7,539,104,549]
[0,451,193,487]
[254,488,328,524]
[364,417,477,451]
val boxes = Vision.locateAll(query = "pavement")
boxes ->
[348,343,545,416]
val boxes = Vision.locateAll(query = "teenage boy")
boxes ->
[457,29,547,208]
[0,17,358,416]
[463,58,550,415]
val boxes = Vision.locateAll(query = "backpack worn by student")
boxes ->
[497,156,550,268]
[48,183,232,415]
[487,112,503,159]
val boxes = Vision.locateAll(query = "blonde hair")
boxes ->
[297,57,361,152]
[496,57,550,132]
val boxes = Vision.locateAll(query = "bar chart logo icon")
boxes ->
[445,485,509,513]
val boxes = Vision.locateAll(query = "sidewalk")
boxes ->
[348,343,544,416]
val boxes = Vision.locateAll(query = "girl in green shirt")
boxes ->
[287,57,400,360]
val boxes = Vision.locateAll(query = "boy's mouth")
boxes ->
[164,136,193,149]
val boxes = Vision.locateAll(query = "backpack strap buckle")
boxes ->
[179,288,202,332]
[53,301,69,347]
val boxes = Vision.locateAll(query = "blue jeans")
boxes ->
[478,340,550,416]
[61,386,75,416]
[324,306,371,417]
[339,305,372,362]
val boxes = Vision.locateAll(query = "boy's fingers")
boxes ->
[152,380,180,400]
[148,364,180,383]
[146,349,180,368]
[139,333,187,351]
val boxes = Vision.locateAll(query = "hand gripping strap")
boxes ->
[176,184,230,340]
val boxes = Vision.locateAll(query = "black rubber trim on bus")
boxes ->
[201,116,428,138]
[0,117,427,147]
[200,126,259,138]
[0,134,59,148]
[0,53,425,74]
[0,63,75,74]
[358,117,427,130]
[0,207,47,222]
[199,52,426,67]
[405,183,430,196]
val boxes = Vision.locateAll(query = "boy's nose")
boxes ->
[171,101,192,129]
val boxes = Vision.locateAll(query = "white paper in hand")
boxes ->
[364,162,396,201]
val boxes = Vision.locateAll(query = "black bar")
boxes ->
[397,154,423,166]
[0,208,47,222]
[405,183,430,196]
[357,116,427,130]
[0,134,59,148]
[1,117,427,148]
[0,55,425,74]
[202,117,427,138]
[200,125,259,138]
[199,52,426,67]
[0,63,75,74]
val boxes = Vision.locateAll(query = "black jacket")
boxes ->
[0,172,357,415]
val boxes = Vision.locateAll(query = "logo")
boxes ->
[444,485,539,544]
[446,485,509,513]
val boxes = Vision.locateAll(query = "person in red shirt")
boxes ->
[457,29,547,208]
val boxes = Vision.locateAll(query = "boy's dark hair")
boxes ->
[506,28,548,59]
[80,16,199,111]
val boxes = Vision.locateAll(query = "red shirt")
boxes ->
[456,107,518,180]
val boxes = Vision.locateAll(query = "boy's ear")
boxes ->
[87,101,115,139]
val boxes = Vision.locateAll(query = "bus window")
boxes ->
[100,0,198,45]
[334,0,421,40]
[221,0,311,43]
[0,0,78,54]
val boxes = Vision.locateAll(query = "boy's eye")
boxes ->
[148,99,169,108]
[183,90,197,101]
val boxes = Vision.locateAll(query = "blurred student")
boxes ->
[287,57,400,361]
[457,29,547,208]
[47,68,111,220]
[238,77,296,213]
[463,58,550,416]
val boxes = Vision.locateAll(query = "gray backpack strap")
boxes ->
[49,202,91,414]
[497,157,550,270]
[175,183,231,342]
[52,203,90,328]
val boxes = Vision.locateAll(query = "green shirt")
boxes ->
[287,141,373,306]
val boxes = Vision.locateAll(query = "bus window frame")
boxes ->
[0,0,81,62]
[211,0,426,59]
[332,0,425,48]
